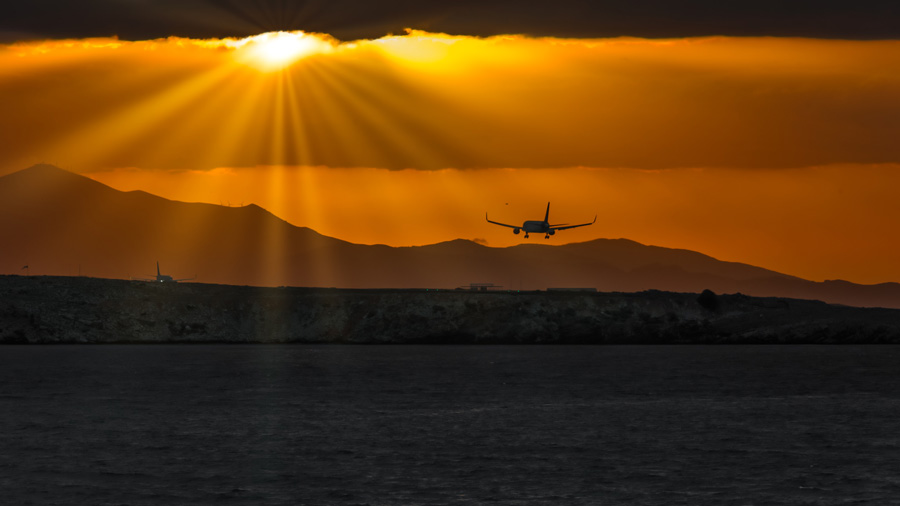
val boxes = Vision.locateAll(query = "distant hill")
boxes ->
[2,164,900,308]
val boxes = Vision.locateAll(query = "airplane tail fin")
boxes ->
[157,261,160,276]
[544,202,550,223]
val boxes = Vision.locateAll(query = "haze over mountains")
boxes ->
[2,164,899,309]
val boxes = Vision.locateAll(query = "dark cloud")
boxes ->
[3,0,900,42]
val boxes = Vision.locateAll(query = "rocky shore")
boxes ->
[2,275,900,344]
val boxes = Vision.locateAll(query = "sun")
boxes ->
[234,31,333,71]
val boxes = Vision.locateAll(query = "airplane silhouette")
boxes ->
[136,262,195,283]
[486,202,596,239]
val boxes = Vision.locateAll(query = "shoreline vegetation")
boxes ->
[2,275,900,344]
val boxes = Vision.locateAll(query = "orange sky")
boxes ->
[82,163,900,284]
[2,32,900,283]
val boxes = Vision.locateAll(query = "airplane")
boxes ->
[486,202,596,239]
[135,262,195,283]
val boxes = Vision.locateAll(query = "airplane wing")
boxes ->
[486,213,519,228]
[552,215,597,231]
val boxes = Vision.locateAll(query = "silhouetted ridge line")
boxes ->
[1,165,899,308]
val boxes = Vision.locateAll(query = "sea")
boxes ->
[2,345,899,505]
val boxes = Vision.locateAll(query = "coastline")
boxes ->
[2,275,900,344]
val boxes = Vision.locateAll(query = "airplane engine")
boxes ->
[548,230,556,236]
[513,228,521,235]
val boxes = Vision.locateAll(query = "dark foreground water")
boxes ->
[2,345,900,505]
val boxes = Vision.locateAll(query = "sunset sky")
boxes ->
[2,1,900,284]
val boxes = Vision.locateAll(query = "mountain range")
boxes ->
[2,164,899,309]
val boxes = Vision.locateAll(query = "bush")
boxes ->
[697,289,720,312]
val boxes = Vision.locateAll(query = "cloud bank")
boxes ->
[4,0,900,42]
[2,32,899,172]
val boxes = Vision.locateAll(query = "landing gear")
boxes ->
[545,234,550,239]
[524,233,530,238]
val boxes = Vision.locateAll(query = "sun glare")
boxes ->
[234,32,333,71]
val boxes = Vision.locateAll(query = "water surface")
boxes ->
[2,345,899,505]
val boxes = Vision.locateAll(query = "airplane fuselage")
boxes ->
[521,220,554,234]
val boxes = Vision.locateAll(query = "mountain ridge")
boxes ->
[2,164,898,308]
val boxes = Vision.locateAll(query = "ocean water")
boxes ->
[2,345,900,505]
